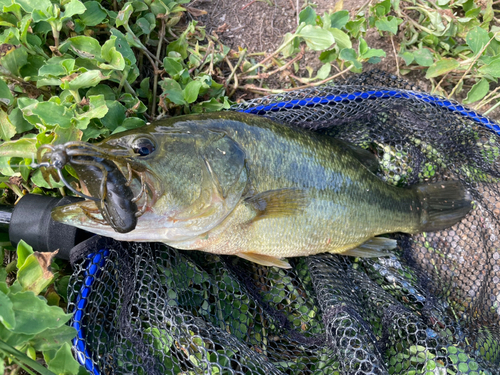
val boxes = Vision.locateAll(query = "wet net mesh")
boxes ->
[68,71,500,375]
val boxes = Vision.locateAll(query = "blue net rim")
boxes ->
[71,87,500,373]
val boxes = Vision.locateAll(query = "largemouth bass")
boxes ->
[39,112,471,268]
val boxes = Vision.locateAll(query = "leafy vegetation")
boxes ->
[0,0,499,373]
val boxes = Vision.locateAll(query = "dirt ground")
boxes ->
[188,0,500,118]
[192,0,370,53]
[190,0,401,81]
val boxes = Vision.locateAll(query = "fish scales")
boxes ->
[47,112,471,267]
[171,114,422,257]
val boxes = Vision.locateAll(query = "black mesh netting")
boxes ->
[68,71,500,375]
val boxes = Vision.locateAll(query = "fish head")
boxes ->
[43,116,249,242]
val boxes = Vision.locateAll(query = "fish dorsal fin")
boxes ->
[336,139,380,174]
[244,188,308,223]
[237,252,291,268]
[339,237,397,258]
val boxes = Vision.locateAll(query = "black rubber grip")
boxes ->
[9,194,93,260]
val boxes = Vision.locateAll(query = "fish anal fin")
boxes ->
[237,252,291,269]
[339,237,397,258]
[244,188,308,223]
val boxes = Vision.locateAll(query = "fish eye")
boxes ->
[132,138,156,157]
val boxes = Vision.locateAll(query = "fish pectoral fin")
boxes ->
[336,139,380,174]
[236,252,291,269]
[244,188,308,223]
[339,237,397,258]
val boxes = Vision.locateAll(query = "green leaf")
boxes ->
[299,6,316,25]
[87,84,116,100]
[160,78,187,105]
[463,78,489,104]
[466,26,490,56]
[100,37,125,70]
[0,321,34,347]
[74,94,109,129]
[0,338,56,375]
[413,49,434,67]
[191,97,231,113]
[184,80,202,103]
[136,16,155,35]
[46,342,82,375]
[329,28,352,49]
[29,325,77,351]
[400,51,414,65]
[0,110,16,141]
[375,16,403,35]
[319,49,338,64]
[101,101,126,131]
[358,37,368,55]
[53,125,82,145]
[167,36,188,59]
[280,32,300,58]
[31,101,74,128]
[328,10,349,29]
[138,77,151,98]
[425,58,460,78]
[65,36,102,59]
[8,291,71,335]
[115,3,133,27]
[31,169,65,189]
[39,62,67,77]
[110,28,136,64]
[0,291,15,329]
[17,252,56,295]
[79,1,107,26]
[61,70,107,90]
[16,240,34,269]
[55,275,70,303]
[9,108,33,133]
[0,79,14,106]
[112,117,146,134]
[15,0,52,13]
[62,0,86,19]
[345,18,365,38]
[163,57,184,76]
[0,138,37,159]
[339,48,362,69]
[0,46,28,76]
[339,48,357,61]
[316,63,331,80]
[361,48,386,60]
[296,25,335,51]
[478,58,500,78]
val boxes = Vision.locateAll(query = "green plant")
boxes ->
[0,237,83,374]
[1,0,499,373]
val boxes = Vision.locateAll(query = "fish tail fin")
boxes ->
[341,237,397,258]
[414,181,472,232]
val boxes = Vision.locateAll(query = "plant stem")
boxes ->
[483,97,500,115]
[152,18,166,118]
[227,49,247,97]
[390,35,400,76]
[0,339,56,375]
[448,32,499,99]
[69,90,81,104]
[246,36,297,73]
[475,86,500,111]
[6,260,17,274]
[235,65,353,94]
[241,46,304,80]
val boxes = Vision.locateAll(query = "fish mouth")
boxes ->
[38,141,156,234]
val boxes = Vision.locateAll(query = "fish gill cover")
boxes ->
[68,71,500,375]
